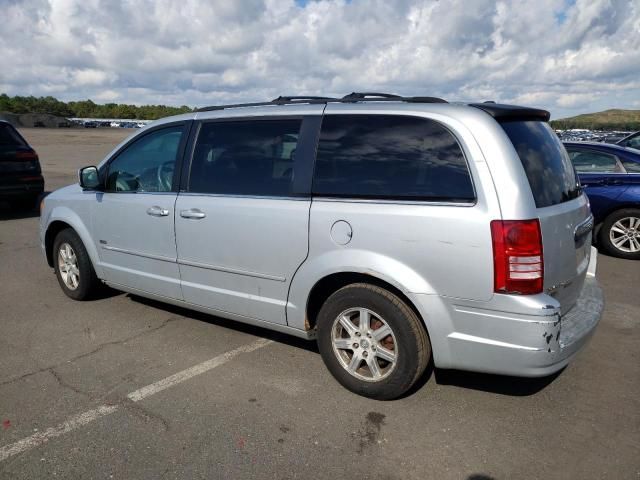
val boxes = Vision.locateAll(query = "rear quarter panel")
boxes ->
[286,105,502,331]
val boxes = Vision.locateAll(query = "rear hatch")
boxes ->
[500,120,591,314]
[0,123,41,180]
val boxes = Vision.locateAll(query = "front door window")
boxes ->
[106,126,183,192]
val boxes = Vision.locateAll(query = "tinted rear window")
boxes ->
[313,115,474,201]
[500,121,580,208]
[0,124,26,147]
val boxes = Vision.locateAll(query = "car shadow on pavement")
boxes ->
[127,294,562,397]
[433,368,562,396]
[127,294,319,354]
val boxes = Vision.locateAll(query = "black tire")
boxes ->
[598,208,640,260]
[316,283,431,400]
[53,228,100,300]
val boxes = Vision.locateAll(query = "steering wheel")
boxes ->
[156,161,174,191]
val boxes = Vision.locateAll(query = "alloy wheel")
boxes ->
[609,216,640,253]
[57,242,80,290]
[331,307,398,382]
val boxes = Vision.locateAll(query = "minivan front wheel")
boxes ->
[600,208,640,260]
[316,283,431,400]
[53,228,100,300]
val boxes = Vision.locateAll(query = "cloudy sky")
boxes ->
[1,0,639,119]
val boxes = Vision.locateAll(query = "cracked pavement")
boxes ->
[0,129,639,479]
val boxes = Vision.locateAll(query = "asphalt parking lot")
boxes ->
[1,129,639,479]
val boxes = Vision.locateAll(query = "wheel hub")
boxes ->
[331,307,398,382]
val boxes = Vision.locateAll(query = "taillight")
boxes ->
[15,150,38,161]
[490,219,543,295]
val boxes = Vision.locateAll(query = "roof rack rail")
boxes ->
[272,96,338,103]
[342,92,403,100]
[196,92,448,112]
[342,92,447,104]
[197,101,279,112]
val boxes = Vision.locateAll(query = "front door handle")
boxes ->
[180,208,206,219]
[147,206,169,217]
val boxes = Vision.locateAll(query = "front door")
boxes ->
[174,114,320,325]
[93,123,188,299]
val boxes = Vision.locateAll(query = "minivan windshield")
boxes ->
[501,121,580,208]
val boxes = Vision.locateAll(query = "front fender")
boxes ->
[286,249,436,331]
[46,205,103,278]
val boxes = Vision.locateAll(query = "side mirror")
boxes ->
[78,166,101,190]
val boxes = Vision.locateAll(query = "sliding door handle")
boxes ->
[147,206,169,217]
[180,208,206,219]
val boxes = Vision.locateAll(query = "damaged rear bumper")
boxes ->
[433,249,604,377]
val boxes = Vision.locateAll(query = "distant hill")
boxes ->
[551,109,640,131]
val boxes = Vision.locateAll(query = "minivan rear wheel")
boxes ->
[316,283,431,400]
[599,208,640,260]
[53,228,100,300]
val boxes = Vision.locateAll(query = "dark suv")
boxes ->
[0,121,44,209]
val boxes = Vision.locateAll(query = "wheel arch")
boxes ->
[44,207,102,276]
[287,250,436,332]
[305,272,426,335]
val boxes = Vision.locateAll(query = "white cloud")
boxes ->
[0,0,638,118]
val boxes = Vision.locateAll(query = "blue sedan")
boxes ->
[564,141,640,259]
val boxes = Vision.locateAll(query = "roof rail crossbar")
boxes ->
[342,92,403,100]
[197,101,279,112]
[342,92,447,104]
[272,96,338,103]
[404,96,448,104]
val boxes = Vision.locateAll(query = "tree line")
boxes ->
[0,93,193,120]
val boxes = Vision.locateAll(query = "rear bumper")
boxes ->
[424,248,604,377]
[0,176,44,198]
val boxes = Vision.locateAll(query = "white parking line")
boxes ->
[0,338,272,462]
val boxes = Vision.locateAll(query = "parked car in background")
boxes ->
[616,131,640,150]
[83,121,97,128]
[564,141,640,259]
[0,120,44,209]
[41,94,604,399]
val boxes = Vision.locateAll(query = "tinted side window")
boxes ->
[567,149,621,173]
[312,115,474,201]
[188,119,302,196]
[106,126,184,192]
[501,121,580,208]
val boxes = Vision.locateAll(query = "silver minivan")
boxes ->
[40,93,604,399]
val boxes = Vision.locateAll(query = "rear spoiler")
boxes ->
[469,103,550,122]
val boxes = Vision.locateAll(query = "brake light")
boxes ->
[490,219,543,295]
[15,150,38,161]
